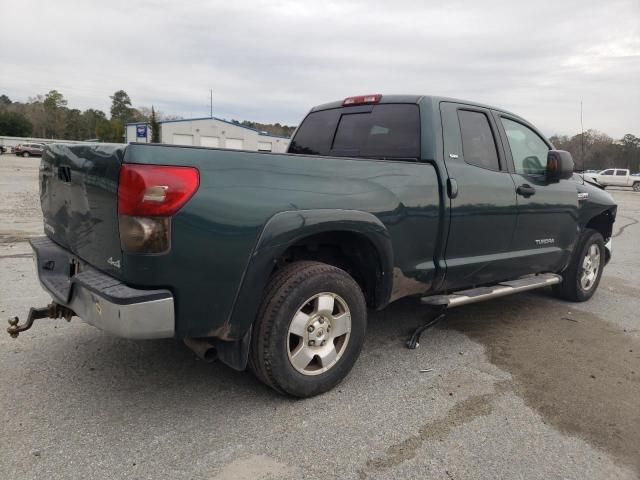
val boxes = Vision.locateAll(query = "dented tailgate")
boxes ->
[39,143,125,276]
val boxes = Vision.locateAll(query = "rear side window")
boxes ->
[457,110,500,171]
[615,170,626,176]
[289,104,420,160]
[288,109,339,156]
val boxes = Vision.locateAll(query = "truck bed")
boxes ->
[40,143,442,338]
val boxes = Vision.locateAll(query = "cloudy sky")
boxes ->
[1,0,638,137]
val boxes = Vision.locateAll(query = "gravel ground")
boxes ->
[0,153,638,480]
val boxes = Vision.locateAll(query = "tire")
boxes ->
[633,182,640,192]
[249,261,367,397]
[553,229,605,302]
[22,152,30,157]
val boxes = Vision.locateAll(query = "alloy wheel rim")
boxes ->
[286,292,351,376]
[580,244,601,291]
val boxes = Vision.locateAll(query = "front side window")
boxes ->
[500,118,550,176]
[602,169,614,175]
[457,110,500,171]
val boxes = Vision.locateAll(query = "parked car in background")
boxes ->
[0,145,6,154]
[595,168,640,191]
[13,143,45,157]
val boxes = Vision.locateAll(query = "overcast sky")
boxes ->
[1,0,638,137]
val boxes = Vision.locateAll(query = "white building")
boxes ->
[125,117,290,153]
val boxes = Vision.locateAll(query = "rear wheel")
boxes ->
[22,152,30,157]
[553,229,605,302]
[249,261,367,397]
[633,182,640,192]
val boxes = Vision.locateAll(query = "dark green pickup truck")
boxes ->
[10,94,616,397]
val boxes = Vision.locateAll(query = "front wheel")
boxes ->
[249,261,367,397]
[553,229,605,302]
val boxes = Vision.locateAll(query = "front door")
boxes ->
[493,113,579,276]
[440,102,518,290]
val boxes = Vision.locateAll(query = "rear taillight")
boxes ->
[342,94,382,106]
[117,164,199,253]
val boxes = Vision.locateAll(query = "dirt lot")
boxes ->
[1,154,638,480]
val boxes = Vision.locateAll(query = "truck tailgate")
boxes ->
[40,143,125,275]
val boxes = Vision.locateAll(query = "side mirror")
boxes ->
[547,150,574,182]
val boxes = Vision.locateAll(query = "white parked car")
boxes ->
[595,168,640,191]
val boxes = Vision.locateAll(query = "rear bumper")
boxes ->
[30,236,175,339]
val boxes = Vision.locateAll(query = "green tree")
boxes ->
[620,134,640,172]
[95,117,112,142]
[43,90,68,138]
[64,109,83,140]
[110,119,125,142]
[149,106,160,142]
[110,90,133,124]
[0,94,11,106]
[0,111,33,136]
[81,109,108,139]
[43,90,67,110]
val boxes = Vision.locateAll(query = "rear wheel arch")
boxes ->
[226,210,393,350]
[271,230,388,309]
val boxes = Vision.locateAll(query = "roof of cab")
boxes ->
[309,94,520,119]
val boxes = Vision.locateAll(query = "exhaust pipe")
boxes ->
[183,338,217,362]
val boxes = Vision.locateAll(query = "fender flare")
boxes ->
[219,209,394,370]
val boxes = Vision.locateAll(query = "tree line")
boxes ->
[550,130,640,173]
[0,90,156,142]
[0,90,296,142]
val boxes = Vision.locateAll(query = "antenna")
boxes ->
[580,101,585,171]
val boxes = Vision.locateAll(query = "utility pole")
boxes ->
[210,89,213,118]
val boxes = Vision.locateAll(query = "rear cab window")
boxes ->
[289,104,420,160]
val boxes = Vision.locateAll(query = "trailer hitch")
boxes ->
[7,303,75,338]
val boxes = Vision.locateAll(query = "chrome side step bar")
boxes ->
[421,273,562,308]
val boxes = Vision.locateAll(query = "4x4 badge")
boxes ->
[107,257,121,269]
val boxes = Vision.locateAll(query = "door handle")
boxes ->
[447,178,458,199]
[516,184,536,197]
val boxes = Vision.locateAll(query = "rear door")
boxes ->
[599,169,615,185]
[494,113,578,275]
[614,169,628,186]
[440,102,518,290]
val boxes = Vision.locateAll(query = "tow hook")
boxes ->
[7,303,75,338]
